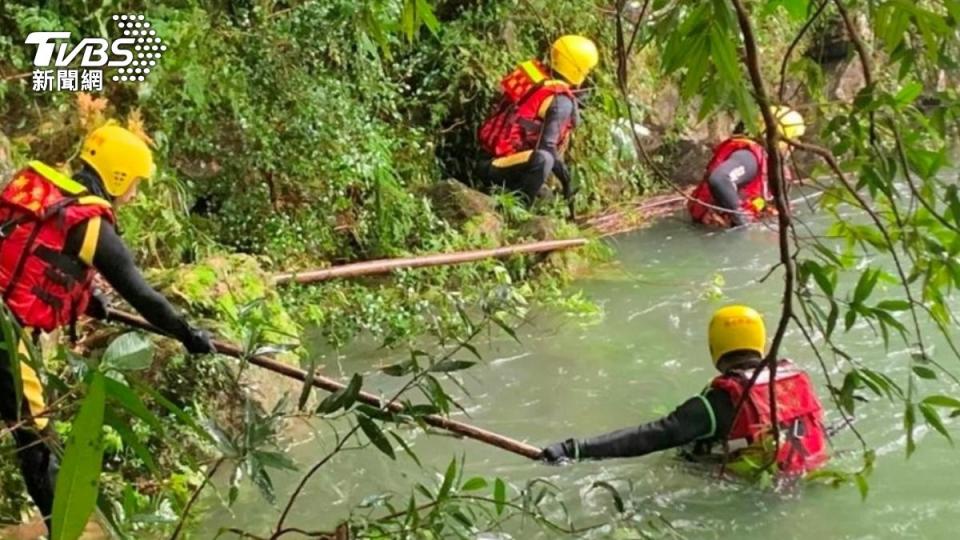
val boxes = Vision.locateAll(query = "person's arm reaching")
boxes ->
[542,389,734,462]
[537,94,577,218]
[66,218,215,354]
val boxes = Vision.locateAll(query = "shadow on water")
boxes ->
[202,208,960,539]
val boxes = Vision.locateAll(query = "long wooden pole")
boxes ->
[104,308,543,460]
[271,238,587,285]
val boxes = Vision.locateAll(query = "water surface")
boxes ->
[203,208,959,539]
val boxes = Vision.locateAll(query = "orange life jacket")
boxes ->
[688,137,769,225]
[709,360,829,475]
[0,161,115,332]
[478,60,576,158]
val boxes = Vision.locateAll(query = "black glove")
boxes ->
[541,439,577,464]
[86,289,110,320]
[181,327,216,355]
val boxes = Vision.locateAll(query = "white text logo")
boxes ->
[27,14,166,92]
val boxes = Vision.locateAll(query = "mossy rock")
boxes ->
[146,254,299,345]
[463,212,504,246]
[517,215,561,241]
[425,179,496,226]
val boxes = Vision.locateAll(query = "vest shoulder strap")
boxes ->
[28,161,112,209]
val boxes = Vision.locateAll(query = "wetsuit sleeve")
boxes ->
[65,220,193,342]
[537,95,576,195]
[573,389,735,460]
[706,150,760,226]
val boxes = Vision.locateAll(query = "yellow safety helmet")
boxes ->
[708,305,766,365]
[80,124,155,198]
[550,35,599,86]
[760,106,806,140]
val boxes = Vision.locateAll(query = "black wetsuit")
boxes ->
[543,388,738,461]
[706,149,760,227]
[477,94,577,206]
[0,166,208,530]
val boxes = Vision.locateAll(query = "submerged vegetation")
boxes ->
[0,0,958,538]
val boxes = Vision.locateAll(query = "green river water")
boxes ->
[201,207,959,539]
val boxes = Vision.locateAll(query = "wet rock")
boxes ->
[660,138,712,186]
[425,178,496,225]
[518,215,560,241]
[830,57,867,102]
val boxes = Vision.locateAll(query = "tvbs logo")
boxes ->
[27,14,166,92]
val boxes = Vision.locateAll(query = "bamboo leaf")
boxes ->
[493,478,506,516]
[876,299,910,311]
[390,432,422,467]
[894,80,923,107]
[905,402,917,457]
[104,378,162,432]
[852,268,879,305]
[919,403,953,444]
[854,473,869,501]
[461,477,487,491]
[297,357,317,411]
[708,24,740,85]
[52,372,107,540]
[428,359,476,373]
[913,365,937,380]
[357,415,395,459]
[416,0,439,35]
[437,457,457,501]
[922,395,960,409]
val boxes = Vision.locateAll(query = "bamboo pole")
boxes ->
[271,238,587,285]
[104,308,543,460]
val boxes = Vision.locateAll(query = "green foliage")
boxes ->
[52,372,106,540]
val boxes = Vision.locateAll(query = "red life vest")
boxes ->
[688,137,769,225]
[710,360,829,475]
[478,60,576,158]
[0,161,115,332]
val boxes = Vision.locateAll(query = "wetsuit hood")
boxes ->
[73,164,113,202]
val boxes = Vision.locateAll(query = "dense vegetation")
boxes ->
[0,0,958,539]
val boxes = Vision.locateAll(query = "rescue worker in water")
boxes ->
[476,35,599,218]
[541,306,829,475]
[688,107,806,227]
[0,124,215,533]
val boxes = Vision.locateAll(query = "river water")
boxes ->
[201,207,959,539]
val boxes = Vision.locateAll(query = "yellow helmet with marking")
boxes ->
[708,305,766,365]
[80,124,155,198]
[550,35,599,86]
[760,106,806,140]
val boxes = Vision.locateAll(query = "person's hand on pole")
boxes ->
[181,327,216,355]
[541,438,577,464]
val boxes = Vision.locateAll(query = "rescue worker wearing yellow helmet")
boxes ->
[688,107,806,227]
[476,35,599,218]
[0,124,214,534]
[541,306,828,476]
